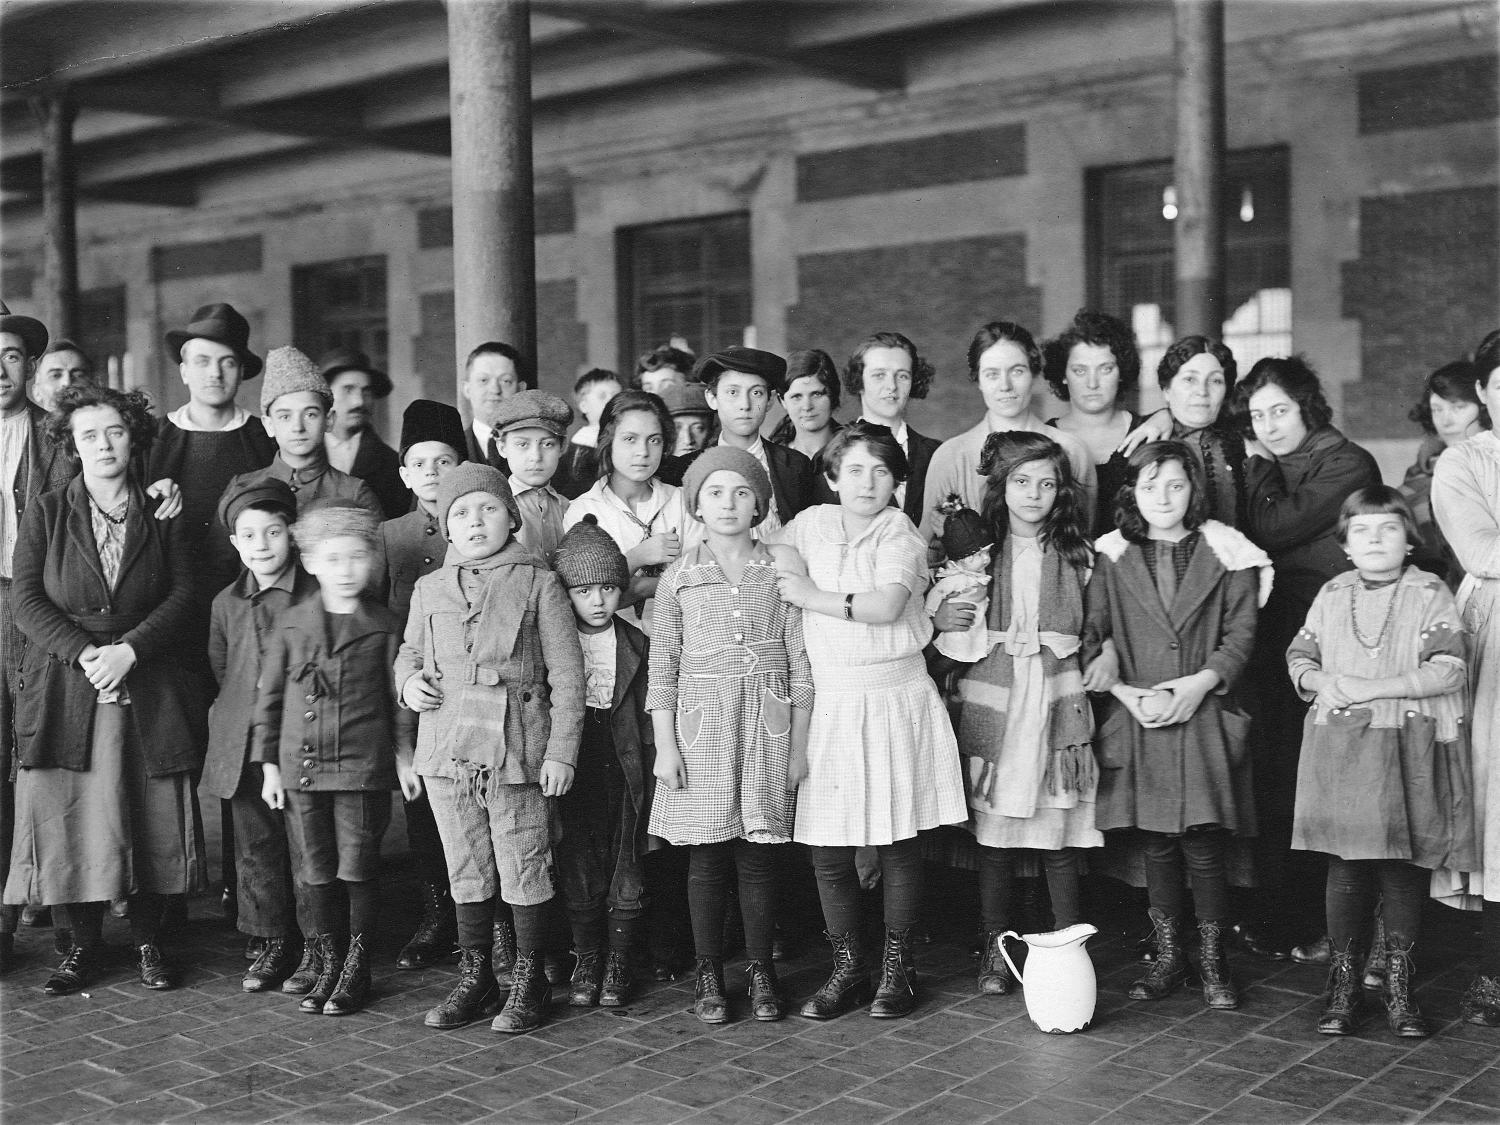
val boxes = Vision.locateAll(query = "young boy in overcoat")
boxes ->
[203,478,318,992]
[396,463,585,1034]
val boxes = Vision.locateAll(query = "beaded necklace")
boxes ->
[1349,576,1400,656]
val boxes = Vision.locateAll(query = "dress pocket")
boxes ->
[1094,705,1133,770]
[678,705,705,750]
[761,686,791,739]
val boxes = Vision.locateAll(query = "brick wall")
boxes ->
[785,233,1042,440]
[1340,185,1500,438]
[1358,54,1498,134]
[796,124,1026,203]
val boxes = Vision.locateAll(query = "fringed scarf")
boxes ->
[959,536,1095,809]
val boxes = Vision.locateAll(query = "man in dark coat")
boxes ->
[1,302,76,966]
[662,346,815,534]
[320,347,411,519]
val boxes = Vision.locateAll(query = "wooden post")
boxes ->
[1173,0,1225,338]
[32,92,79,342]
[447,0,536,396]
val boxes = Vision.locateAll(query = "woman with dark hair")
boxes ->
[769,348,842,461]
[1236,355,1381,959]
[774,423,966,1019]
[1401,360,1487,587]
[1043,310,1142,533]
[1156,337,1247,529]
[920,322,1095,557]
[5,385,206,994]
[1432,328,1500,1026]
[563,389,700,636]
[840,332,942,526]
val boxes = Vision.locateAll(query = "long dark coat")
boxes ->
[1243,425,1381,814]
[1082,524,1267,835]
[349,428,412,521]
[11,475,204,776]
[604,617,656,833]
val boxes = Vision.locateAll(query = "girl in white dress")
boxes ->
[775,423,967,1021]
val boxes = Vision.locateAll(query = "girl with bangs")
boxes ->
[937,431,1100,996]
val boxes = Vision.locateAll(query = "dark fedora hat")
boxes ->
[165,302,262,378]
[694,345,787,394]
[0,299,48,358]
[318,346,392,399]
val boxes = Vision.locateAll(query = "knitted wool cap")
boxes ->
[260,345,331,414]
[681,445,774,527]
[292,498,380,553]
[554,514,630,589]
[435,461,522,535]
[494,388,574,437]
[217,477,297,533]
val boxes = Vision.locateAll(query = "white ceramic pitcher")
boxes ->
[998,923,1099,1034]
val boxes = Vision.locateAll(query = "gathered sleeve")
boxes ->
[1246,445,1379,555]
[1285,590,1328,701]
[1432,446,1500,579]
[1204,565,1259,692]
[645,561,684,712]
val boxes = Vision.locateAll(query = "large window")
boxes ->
[618,214,752,373]
[1087,147,1291,411]
[292,255,389,369]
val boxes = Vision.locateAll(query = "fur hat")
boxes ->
[554,515,630,588]
[399,399,468,461]
[937,494,994,561]
[165,302,262,378]
[494,389,574,438]
[259,346,331,415]
[217,477,297,533]
[435,461,522,534]
[0,300,48,358]
[681,446,774,527]
[292,498,380,554]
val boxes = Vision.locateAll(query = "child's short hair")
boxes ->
[1336,485,1423,548]
[293,499,380,555]
[1114,440,1210,544]
[842,331,935,401]
[1042,309,1141,401]
[595,390,674,480]
[465,340,532,385]
[636,345,695,380]
[574,366,622,397]
[976,430,1092,569]
[816,421,909,483]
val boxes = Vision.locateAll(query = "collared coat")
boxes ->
[250,596,400,792]
[11,475,203,776]
[10,401,76,522]
[1083,524,1269,835]
[201,565,319,799]
[349,428,412,521]
[603,617,656,831]
[394,538,585,784]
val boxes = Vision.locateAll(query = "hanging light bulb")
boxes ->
[1240,185,1255,223]
[1161,185,1178,221]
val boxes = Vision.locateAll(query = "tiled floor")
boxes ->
[3,851,1498,1125]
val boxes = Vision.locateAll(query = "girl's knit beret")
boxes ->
[681,446,774,527]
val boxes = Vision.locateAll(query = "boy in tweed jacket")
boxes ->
[395,463,585,1034]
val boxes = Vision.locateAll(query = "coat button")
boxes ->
[304,710,316,721]
[423,557,432,565]
[466,643,473,652]
[303,759,314,769]
[305,693,318,703]
[1168,642,1179,650]
[301,744,311,754]
[522,691,532,702]
[299,775,312,787]
[425,526,436,536]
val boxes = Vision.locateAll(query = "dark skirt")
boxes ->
[4,701,206,906]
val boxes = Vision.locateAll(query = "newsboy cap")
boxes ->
[493,389,574,438]
[694,346,787,394]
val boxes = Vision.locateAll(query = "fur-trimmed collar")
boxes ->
[1095,519,1274,607]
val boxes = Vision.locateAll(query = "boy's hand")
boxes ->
[402,670,443,711]
[396,750,423,801]
[540,760,575,797]
[145,478,183,520]
[933,592,976,633]
[654,744,687,790]
[261,764,286,810]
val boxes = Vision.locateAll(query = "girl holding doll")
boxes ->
[775,423,967,1020]
[1083,441,1271,1011]
[1286,486,1475,1038]
[647,447,813,1025]
[939,431,1100,997]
